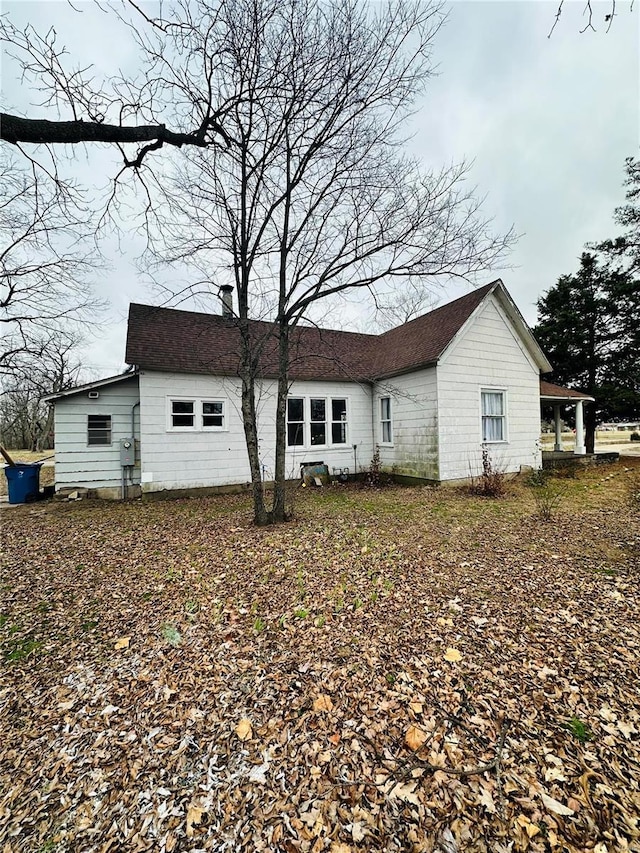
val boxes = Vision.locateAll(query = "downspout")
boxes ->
[129,400,140,497]
[131,400,140,443]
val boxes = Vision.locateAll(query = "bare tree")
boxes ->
[0,153,105,376]
[148,0,513,524]
[549,0,634,37]
[0,333,84,451]
[0,3,232,188]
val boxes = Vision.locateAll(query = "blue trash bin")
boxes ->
[4,463,43,504]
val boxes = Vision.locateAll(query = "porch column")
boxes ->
[574,400,586,455]
[553,405,563,452]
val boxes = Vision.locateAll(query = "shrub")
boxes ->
[630,432,640,442]
[364,445,382,487]
[533,481,567,521]
[472,447,506,497]
[525,468,549,488]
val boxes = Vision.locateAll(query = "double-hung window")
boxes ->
[331,399,347,444]
[286,396,349,448]
[481,390,506,442]
[380,397,392,444]
[310,398,326,445]
[202,401,224,429]
[88,414,111,446]
[171,400,195,429]
[287,398,305,446]
[169,398,226,431]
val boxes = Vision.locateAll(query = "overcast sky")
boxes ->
[3,0,639,377]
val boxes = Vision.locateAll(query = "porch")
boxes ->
[540,380,595,456]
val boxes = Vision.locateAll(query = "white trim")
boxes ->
[201,399,227,431]
[480,387,509,444]
[166,396,230,433]
[44,370,138,403]
[286,394,350,451]
[438,281,552,374]
[167,396,197,431]
[379,395,393,446]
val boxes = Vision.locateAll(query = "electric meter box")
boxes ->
[120,438,136,467]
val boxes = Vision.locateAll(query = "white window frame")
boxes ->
[286,395,350,450]
[380,396,393,445]
[87,414,112,446]
[309,397,328,447]
[480,388,508,443]
[168,397,197,431]
[330,398,348,446]
[167,397,229,432]
[287,397,305,448]
[201,400,226,431]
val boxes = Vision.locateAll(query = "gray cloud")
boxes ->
[2,0,638,373]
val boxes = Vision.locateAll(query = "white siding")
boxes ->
[437,294,542,481]
[138,371,373,492]
[373,367,439,480]
[54,377,141,490]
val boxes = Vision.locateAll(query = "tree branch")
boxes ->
[1,112,231,152]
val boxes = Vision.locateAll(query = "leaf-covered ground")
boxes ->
[1,462,639,853]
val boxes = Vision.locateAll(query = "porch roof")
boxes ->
[540,380,594,403]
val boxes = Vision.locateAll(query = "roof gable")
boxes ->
[43,371,138,403]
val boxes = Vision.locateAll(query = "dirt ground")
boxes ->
[1,461,639,852]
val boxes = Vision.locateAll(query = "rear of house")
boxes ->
[46,279,555,498]
[47,374,141,499]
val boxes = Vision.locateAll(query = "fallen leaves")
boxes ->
[313,694,334,713]
[405,723,428,751]
[540,791,576,816]
[186,803,204,837]
[1,461,640,852]
[443,647,462,662]
[235,717,253,741]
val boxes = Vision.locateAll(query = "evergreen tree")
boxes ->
[534,252,640,453]
[596,157,640,272]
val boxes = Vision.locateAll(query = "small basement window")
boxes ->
[88,414,112,446]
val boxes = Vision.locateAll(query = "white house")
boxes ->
[45,280,592,499]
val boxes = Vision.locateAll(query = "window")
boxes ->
[287,398,304,446]
[310,398,326,445]
[380,397,392,443]
[481,390,506,442]
[88,414,112,446]
[202,401,224,429]
[286,396,349,447]
[331,398,347,444]
[171,400,195,428]
[168,397,229,432]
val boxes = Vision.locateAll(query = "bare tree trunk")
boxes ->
[271,323,289,522]
[239,334,269,525]
[585,402,597,454]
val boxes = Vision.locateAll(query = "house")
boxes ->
[44,279,592,499]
